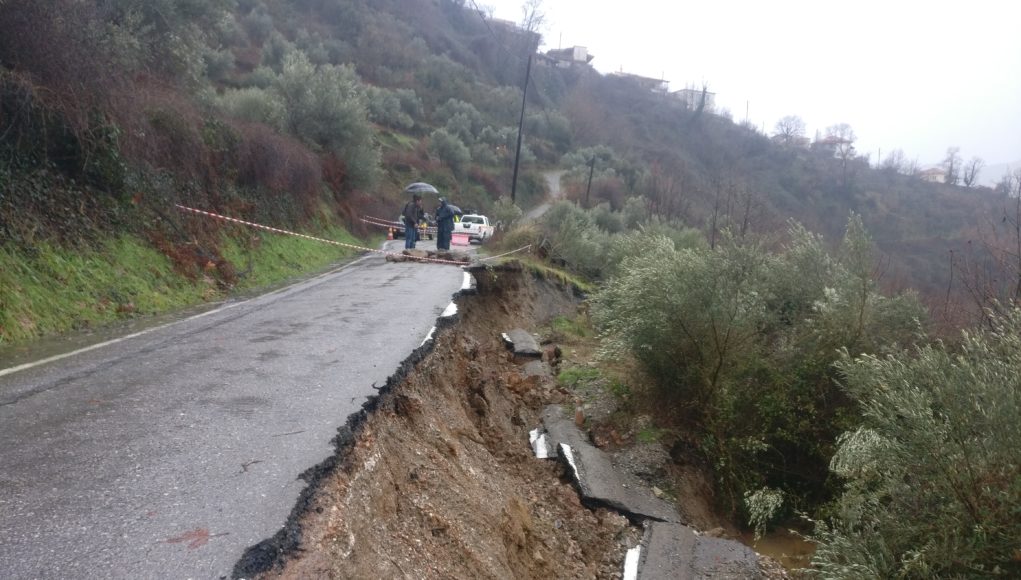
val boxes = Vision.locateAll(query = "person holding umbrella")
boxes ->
[400,182,438,250]
[435,197,461,251]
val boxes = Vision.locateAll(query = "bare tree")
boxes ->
[952,168,1021,327]
[773,115,806,146]
[826,123,857,189]
[519,0,545,34]
[880,148,906,173]
[962,156,985,188]
[942,146,962,185]
[904,156,920,177]
[996,168,1021,198]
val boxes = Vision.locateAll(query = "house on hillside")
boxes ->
[611,71,669,94]
[918,167,945,184]
[542,46,594,68]
[672,87,716,112]
[771,134,811,148]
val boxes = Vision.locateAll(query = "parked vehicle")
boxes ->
[457,214,494,243]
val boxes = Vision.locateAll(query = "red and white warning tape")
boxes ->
[174,204,470,266]
[361,215,438,235]
[479,244,533,261]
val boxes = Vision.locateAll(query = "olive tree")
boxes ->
[274,51,379,189]
[595,216,925,516]
[812,308,1021,578]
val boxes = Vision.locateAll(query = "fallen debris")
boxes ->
[636,522,764,580]
[502,328,542,358]
[540,405,680,524]
[241,264,637,579]
[236,263,785,580]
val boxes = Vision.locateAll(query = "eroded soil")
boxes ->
[240,263,776,579]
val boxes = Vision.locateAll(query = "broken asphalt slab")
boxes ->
[501,328,542,357]
[521,359,552,379]
[540,405,679,524]
[634,522,763,580]
[536,406,767,579]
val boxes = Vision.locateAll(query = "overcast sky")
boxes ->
[480,0,1021,169]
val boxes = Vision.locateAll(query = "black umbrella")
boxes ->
[402,182,439,195]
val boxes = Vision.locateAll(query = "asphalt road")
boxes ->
[0,244,465,579]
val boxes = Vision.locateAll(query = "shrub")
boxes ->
[621,196,648,229]
[593,217,926,516]
[218,86,287,131]
[236,124,322,215]
[364,85,415,130]
[812,308,1021,578]
[428,128,471,179]
[435,98,483,142]
[489,197,523,229]
[274,51,380,190]
[539,201,612,278]
[591,203,624,233]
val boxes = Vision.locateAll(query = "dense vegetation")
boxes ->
[3,0,1019,575]
[515,201,1020,577]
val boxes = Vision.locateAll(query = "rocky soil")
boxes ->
[235,262,784,579]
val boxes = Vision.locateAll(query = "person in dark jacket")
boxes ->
[401,194,424,249]
[435,197,456,250]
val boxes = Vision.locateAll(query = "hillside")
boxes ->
[4,2,1021,575]
[3,0,1016,340]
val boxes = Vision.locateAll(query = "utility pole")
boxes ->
[511,53,533,204]
[585,156,596,207]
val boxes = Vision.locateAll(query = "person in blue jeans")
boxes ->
[401,194,423,249]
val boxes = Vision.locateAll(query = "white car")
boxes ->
[458,214,494,243]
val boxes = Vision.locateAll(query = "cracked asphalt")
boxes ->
[0,245,464,579]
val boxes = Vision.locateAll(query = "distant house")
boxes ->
[543,46,594,68]
[771,134,811,148]
[918,167,945,184]
[672,87,716,112]
[611,71,669,93]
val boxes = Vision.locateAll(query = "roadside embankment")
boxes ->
[237,262,785,579]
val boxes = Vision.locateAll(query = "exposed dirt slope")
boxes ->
[239,262,784,579]
[239,263,636,578]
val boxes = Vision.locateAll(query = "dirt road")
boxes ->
[524,170,567,222]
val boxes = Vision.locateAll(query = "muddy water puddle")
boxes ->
[740,527,815,571]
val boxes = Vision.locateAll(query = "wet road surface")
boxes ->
[0,247,464,579]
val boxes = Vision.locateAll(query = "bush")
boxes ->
[218,86,287,131]
[591,203,624,233]
[621,196,648,229]
[365,85,416,131]
[593,216,926,516]
[428,128,471,179]
[435,98,483,143]
[489,197,523,229]
[236,124,322,215]
[274,51,380,190]
[539,201,612,278]
[810,308,1021,578]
